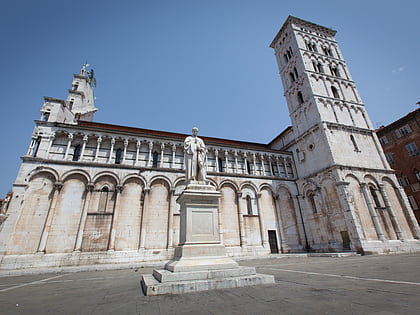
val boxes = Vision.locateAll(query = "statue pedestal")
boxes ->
[141,183,275,295]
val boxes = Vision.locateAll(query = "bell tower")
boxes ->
[269,16,420,254]
[270,16,389,177]
[65,64,98,122]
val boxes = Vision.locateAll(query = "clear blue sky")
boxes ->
[0,0,419,196]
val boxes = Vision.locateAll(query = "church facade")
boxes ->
[1,16,419,270]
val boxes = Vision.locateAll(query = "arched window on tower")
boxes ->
[152,151,159,168]
[369,186,382,209]
[115,148,123,164]
[297,91,304,104]
[32,137,41,157]
[329,65,340,77]
[289,72,296,83]
[308,192,318,214]
[331,86,340,98]
[246,195,253,215]
[72,144,81,161]
[294,67,299,79]
[98,187,109,212]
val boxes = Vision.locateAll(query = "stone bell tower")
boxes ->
[65,64,98,122]
[269,16,420,254]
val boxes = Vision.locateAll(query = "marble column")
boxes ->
[147,142,153,167]
[139,188,150,250]
[74,183,94,251]
[94,136,102,161]
[160,143,165,168]
[80,135,88,161]
[108,185,123,250]
[236,192,247,248]
[360,183,385,241]
[256,192,269,248]
[122,139,128,164]
[46,132,55,159]
[395,186,420,239]
[108,138,115,163]
[167,188,175,249]
[260,155,266,176]
[64,133,73,160]
[37,182,63,252]
[378,184,404,240]
[273,194,289,252]
[135,140,141,166]
[171,144,177,169]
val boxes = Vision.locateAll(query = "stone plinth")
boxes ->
[141,183,275,295]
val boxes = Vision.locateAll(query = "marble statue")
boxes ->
[184,127,207,183]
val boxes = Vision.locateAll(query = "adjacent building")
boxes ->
[377,108,420,224]
[0,16,419,270]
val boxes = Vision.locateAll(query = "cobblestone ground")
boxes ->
[1,254,419,314]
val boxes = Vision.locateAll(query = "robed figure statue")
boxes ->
[184,127,207,183]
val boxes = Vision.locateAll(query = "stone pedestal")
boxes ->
[141,183,275,295]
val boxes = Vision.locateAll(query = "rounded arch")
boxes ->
[218,179,239,191]
[61,169,90,183]
[345,173,361,184]
[149,175,172,189]
[121,173,146,187]
[258,183,275,195]
[381,176,398,188]
[92,171,119,186]
[26,167,59,183]
[239,181,258,192]
[173,176,186,187]
[364,174,379,186]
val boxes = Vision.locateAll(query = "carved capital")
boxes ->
[83,135,88,142]
[97,136,102,143]
[54,182,63,191]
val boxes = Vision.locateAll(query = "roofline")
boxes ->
[267,126,293,146]
[74,121,290,153]
[43,96,66,106]
[376,108,420,135]
[270,16,337,48]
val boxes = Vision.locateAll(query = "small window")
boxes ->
[246,160,251,175]
[68,100,74,111]
[323,47,333,57]
[405,143,419,156]
[396,125,412,138]
[72,84,79,91]
[284,54,289,63]
[350,135,360,152]
[398,175,410,186]
[385,152,395,165]
[329,65,340,77]
[369,186,382,208]
[32,137,41,157]
[152,151,159,167]
[72,144,81,161]
[407,196,419,210]
[297,91,304,104]
[306,42,317,52]
[331,86,340,98]
[98,187,109,212]
[294,67,299,79]
[115,148,123,164]
[379,136,388,145]
[309,193,318,213]
[246,195,253,215]
[289,72,296,83]
[41,112,50,122]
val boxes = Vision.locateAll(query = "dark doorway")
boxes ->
[268,230,279,254]
[340,231,351,250]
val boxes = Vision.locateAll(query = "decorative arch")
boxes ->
[218,179,239,191]
[121,173,146,188]
[149,175,172,190]
[92,171,119,186]
[26,166,59,183]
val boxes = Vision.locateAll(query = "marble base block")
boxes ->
[140,183,275,295]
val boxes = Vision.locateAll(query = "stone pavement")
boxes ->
[0,253,419,314]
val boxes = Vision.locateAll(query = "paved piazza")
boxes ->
[0,254,419,314]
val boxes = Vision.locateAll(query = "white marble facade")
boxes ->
[1,16,419,270]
